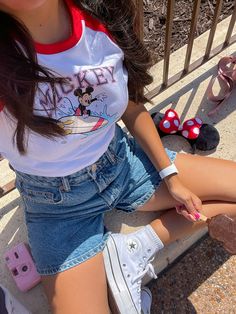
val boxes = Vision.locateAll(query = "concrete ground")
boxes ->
[149,236,236,313]
[0,16,236,314]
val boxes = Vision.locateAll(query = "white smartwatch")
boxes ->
[159,163,178,179]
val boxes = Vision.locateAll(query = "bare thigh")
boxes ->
[138,153,236,212]
[42,253,110,314]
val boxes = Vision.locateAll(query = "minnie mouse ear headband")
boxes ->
[151,109,220,153]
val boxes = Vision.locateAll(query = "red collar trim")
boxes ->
[35,0,83,55]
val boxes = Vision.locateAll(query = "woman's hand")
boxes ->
[165,175,202,222]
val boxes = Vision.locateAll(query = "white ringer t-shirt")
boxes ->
[0,0,129,176]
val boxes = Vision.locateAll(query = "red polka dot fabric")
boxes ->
[159,109,202,140]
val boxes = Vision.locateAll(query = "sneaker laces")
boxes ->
[132,261,157,285]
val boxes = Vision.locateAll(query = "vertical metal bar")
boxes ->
[224,3,236,47]
[204,0,224,59]
[134,0,144,40]
[183,0,201,73]
[163,0,175,86]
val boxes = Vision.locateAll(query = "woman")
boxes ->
[0,0,235,313]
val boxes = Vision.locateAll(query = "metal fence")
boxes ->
[1,0,236,198]
[135,0,236,100]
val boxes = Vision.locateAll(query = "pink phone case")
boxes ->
[4,242,41,292]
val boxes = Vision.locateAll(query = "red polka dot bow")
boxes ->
[158,109,203,140]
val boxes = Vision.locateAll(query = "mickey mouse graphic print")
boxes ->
[0,0,128,176]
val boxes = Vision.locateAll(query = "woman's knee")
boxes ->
[175,153,236,201]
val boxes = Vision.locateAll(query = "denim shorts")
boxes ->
[15,125,177,275]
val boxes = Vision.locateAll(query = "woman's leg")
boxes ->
[137,153,236,245]
[42,253,110,314]
[138,153,236,212]
[149,201,236,245]
[101,153,236,314]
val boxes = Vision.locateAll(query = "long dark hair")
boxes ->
[0,0,153,154]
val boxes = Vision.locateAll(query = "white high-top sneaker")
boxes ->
[141,287,152,314]
[103,225,163,314]
[0,285,31,314]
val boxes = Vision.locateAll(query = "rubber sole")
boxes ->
[103,236,140,314]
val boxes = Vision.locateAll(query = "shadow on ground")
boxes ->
[148,235,231,314]
[148,53,236,157]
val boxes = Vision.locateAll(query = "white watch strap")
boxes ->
[159,163,178,179]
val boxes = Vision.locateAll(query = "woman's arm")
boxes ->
[122,100,202,221]
[122,100,172,171]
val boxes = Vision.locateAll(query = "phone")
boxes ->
[4,243,41,292]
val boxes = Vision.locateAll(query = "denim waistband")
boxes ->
[15,126,124,189]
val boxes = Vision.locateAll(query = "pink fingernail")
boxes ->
[187,214,195,221]
[195,213,200,220]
